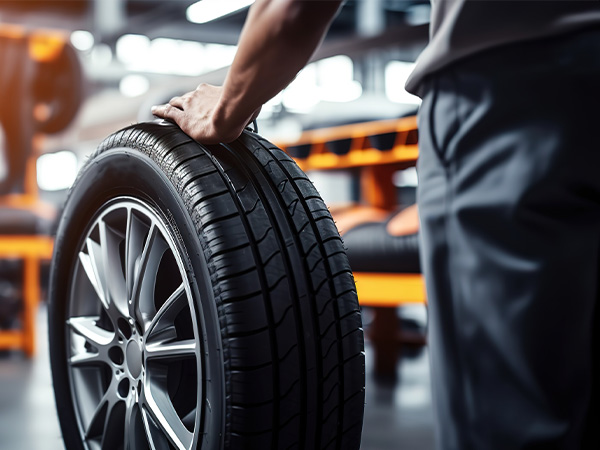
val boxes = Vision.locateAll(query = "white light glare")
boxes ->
[393,167,418,187]
[282,65,320,113]
[385,61,421,104]
[37,151,78,191]
[282,56,363,113]
[116,34,150,65]
[187,0,255,24]
[116,34,236,76]
[119,74,150,97]
[317,56,362,102]
[90,43,112,67]
[70,30,94,52]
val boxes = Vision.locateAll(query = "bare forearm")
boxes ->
[214,0,343,134]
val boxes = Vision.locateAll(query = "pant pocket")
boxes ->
[418,72,462,167]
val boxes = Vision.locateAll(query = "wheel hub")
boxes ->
[125,337,143,379]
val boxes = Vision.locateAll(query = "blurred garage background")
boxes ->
[0,1,432,448]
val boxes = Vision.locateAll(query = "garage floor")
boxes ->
[0,305,435,450]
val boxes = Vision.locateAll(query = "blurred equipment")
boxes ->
[0,25,83,356]
[0,25,82,193]
[279,116,426,377]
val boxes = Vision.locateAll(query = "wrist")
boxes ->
[211,96,248,143]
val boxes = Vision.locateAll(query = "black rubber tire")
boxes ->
[49,120,365,450]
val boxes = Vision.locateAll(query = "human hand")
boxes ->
[151,83,260,144]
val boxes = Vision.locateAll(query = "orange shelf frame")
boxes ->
[0,235,54,357]
[354,272,426,307]
[0,28,70,357]
[277,116,419,172]
[0,140,55,357]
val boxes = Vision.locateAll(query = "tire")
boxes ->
[49,120,365,450]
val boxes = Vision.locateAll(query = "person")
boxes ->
[152,1,600,449]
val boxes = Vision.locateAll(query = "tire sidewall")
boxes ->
[49,148,225,450]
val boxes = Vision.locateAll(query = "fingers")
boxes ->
[151,94,188,120]
[151,103,183,122]
[168,96,185,109]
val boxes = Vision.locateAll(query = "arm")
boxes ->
[152,0,343,143]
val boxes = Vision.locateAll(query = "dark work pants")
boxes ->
[417,28,600,450]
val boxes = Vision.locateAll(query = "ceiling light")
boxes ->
[70,30,94,52]
[186,0,255,24]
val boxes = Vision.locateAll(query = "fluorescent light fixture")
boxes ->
[187,0,255,24]
[114,34,236,76]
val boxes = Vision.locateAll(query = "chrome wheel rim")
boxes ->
[66,197,202,450]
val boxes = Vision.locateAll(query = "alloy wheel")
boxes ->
[66,197,202,450]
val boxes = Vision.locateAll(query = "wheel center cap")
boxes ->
[126,340,143,378]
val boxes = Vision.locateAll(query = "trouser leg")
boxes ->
[417,28,600,450]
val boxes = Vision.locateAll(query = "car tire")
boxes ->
[48,120,365,450]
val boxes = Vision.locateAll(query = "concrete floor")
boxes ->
[0,305,435,450]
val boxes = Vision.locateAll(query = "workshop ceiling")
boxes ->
[0,0,429,47]
[0,0,430,110]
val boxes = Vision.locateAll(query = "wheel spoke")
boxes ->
[126,209,149,300]
[145,339,196,361]
[130,223,157,318]
[79,242,108,311]
[124,394,140,450]
[69,349,104,368]
[131,224,169,328]
[85,382,118,442]
[85,398,108,441]
[141,407,171,450]
[68,316,114,348]
[145,282,186,339]
[144,390,193,450]
[99,397,125,450]
[99,220,127,317]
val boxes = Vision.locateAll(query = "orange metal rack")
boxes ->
[0,234,53,357]
[0,26,70,357]
[0,141,55,357]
